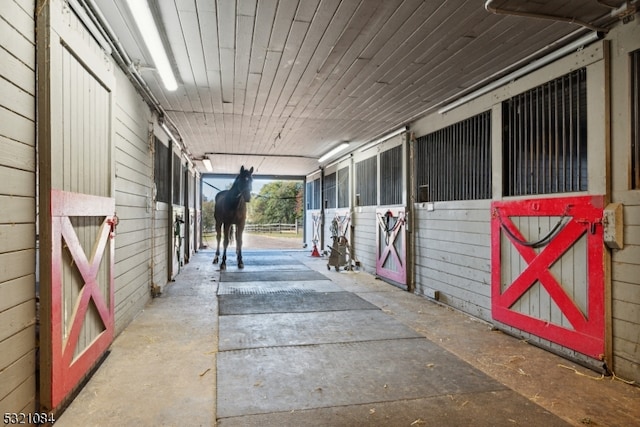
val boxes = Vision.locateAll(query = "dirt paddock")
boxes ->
[201,232,304,251]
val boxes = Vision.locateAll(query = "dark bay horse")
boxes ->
[212,166,254,269]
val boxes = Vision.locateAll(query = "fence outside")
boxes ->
[244,223,299,234]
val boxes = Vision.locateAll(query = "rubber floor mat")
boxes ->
[218,309,422,350]
[220,270,329,282]
[217,280,344,295]
[218,291,378,315]
[218,339,506,418]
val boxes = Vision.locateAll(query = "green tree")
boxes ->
[249,181,302,224]
[202,198,215,232]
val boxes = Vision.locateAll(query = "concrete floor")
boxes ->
[55,249,640,426]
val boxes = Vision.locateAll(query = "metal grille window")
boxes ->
[306,181,312,208]
[154,137,170,203]
[306,178,321,209]
[172,153,183,205]
[325,172,337,208]
[337,166,350,208]
[314,178,321,209]
[355,156,377,206]
[503,68,588,196]
[632,49,640,189]
[416,111,492,202]
[380,145,403,205]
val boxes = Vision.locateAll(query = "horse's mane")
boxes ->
[215,167,253,205]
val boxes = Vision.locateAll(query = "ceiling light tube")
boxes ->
[160,122,176,142]
[202,158,213,172]
[125,0,178,91]
[318,142,349,163]
[359,126,407,152]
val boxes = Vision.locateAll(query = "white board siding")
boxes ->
[113,66,153,334]
[0,0,36,415]
[413,200,492,320]
[406,23,638,381]
[185,167,198,260]
[304,210,320,250]
[352,207,378,274]
[153,203,170,291]
[609,22,640,383]
[304,171,323,250]
[610,209,640,378]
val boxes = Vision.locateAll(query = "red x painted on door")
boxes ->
[376,208,407,288]
[491,196,605,359]
[49,190,116,408]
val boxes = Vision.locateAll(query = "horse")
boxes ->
[212,166,254,269]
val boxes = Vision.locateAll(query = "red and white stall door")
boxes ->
[491,196,605,360]
[376,207,408,289]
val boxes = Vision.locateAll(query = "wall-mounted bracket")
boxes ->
[603,203,624,249]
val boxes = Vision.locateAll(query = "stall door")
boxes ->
[491,196,605,359]
[376,207,407,289]
[37,0,116,410]
[48,191,116,409]
[172,207,186,277]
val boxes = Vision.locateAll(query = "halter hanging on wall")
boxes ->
[492,205,572,249]
[376,210,405,246]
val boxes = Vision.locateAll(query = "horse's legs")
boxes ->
[236,223,244,269]
[212,221,222,264]
[221,223,231,270]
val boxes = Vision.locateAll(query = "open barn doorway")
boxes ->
[201,175,305,251]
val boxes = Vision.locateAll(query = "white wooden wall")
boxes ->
[352,207,377,273]
[304,209,320,251]
[411,22,640,382]
[153,201,170,291]
[351,136,405,274]
[307,137,405,273]
[323,157,352,256]
[304,170,322,250]
[411,43,606,332]
[113,66,154,334]
[413,201,492,319]
[609,22,640,382]
[193,174,201,254]
[1,0,179,412]
[0,0,36,415]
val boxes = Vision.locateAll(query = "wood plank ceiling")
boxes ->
[94,0,626,176]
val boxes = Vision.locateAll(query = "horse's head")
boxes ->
[237,166,254,202]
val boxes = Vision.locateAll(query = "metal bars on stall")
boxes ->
[415,112,492,202]
[502,68,588,196]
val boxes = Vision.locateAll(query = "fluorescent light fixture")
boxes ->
[160,121,176,141]
[318,142,349,163]
[359,127,407,152]
[125,0,178,91]
[202,157,213,172]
